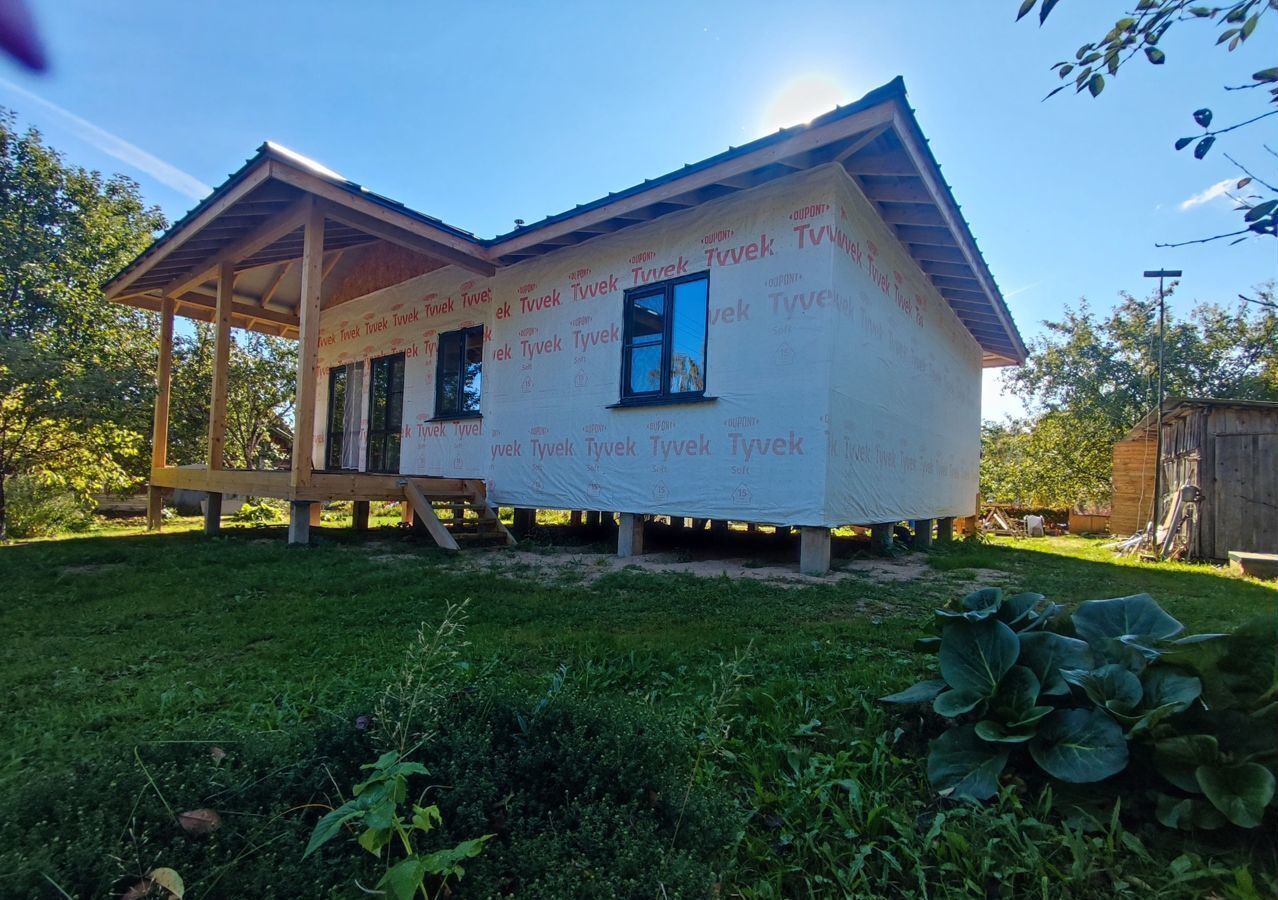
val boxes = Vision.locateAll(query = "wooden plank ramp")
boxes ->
[402,478,515,551]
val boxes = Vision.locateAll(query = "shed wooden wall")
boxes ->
[1197,404,1278,559]
[1111,436,1155,536]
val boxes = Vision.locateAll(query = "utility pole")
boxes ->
[1143,269,1181,549]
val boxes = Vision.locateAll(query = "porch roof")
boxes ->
[104,77,1025,365]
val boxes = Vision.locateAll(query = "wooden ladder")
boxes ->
[402,478,516,552]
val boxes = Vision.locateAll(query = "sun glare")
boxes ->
[761,75,848,133]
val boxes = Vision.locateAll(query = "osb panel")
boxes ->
[324,241,443,308]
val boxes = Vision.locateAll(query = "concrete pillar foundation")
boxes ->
[203,492,222,535]
[915,518,934,550]
[289,501,313,545]
[800,526,831,575]
[870,522,893,556]
[618,513,645,558]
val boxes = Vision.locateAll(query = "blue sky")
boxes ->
[2,0,1274,420]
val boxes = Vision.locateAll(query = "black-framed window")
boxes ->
[620,271,708,402]
[435,326,483,418]
[324,363,360,470]
[367,352,405,474]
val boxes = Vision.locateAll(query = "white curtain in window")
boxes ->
[340,362,364,470]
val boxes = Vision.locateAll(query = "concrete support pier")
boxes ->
[937,516,955,542]
[914,518,933,550]
[288,500,314,545]
[352,500,370,531]
[203,492,222,535]
[870,522,893,555]
[799,526,831,575]
[512,507,536,536]
[618,513,645,558]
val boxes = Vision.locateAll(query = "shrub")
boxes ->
[882,588,1278,832]
[231,498,286,523]
[4,475,94,538]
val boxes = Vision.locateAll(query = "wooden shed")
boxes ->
[1111,398,1278,559]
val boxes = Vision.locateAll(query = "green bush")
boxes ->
[4,475,94,538]
[882,588,1278,832]
[231,497,286,523]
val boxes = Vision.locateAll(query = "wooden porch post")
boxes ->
[289,201,324,544]
[147,297,175,531]
[204,263,233,535]
[284,203,326,550]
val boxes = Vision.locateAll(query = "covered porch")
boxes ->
[104,144,510,548]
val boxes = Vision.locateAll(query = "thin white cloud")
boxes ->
[0,77,211,199]
[1179,178,1234,211]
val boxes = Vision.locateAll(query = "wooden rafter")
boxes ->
[151,196,312,302]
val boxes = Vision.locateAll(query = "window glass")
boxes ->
[630,292,665,340]
[462,329,483,413]
[367,353,405,473]
[435,327,483,417]
[620,273,709,402]
[326,366,347,470]
[669,278,708,393]
[628,345,663,394]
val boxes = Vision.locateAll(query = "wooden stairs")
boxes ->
[402,478,515,551]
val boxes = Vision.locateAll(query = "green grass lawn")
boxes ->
[2,522,1275,897]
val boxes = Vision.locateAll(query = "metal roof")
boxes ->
[104,77,1026,364]
[1122,397,1278,441]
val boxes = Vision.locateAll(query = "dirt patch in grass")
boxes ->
[58,562,126,577]
[457,545,947,589]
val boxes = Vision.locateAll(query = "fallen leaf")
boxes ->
[177,808,221,835]
[209,746,227,762]
[150,868,185,898]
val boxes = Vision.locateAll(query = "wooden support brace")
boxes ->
[570,510,582,527]
[584,510,601,526]
[309,502,323,527]
[937,517,955,542]
[799,526,831,575]
[403,480,460,551]
[710,519,728,533]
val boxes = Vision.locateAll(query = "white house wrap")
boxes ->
[314,163,982,527]
[107,77,1025,569]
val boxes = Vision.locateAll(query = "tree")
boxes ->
[985,283,1278,506]
[167,325,297,470]
[0,109,164,538]
[1018,0,1277,244]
